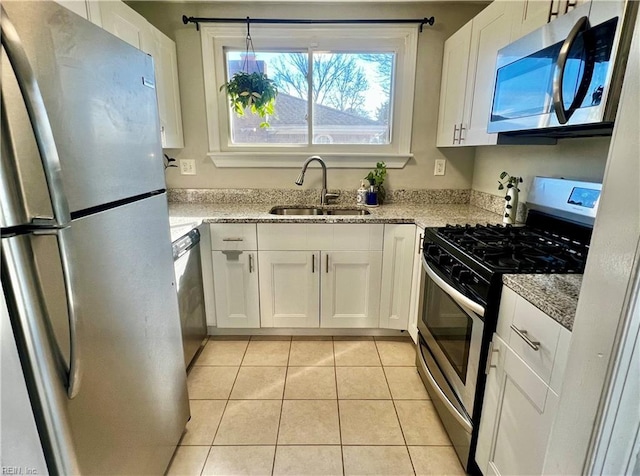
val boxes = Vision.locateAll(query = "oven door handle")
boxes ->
[423,257,485,317]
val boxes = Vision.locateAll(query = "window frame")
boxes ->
[201,24,418,168]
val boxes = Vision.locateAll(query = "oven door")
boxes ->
[417,257,484,417]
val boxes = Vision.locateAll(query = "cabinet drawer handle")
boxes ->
[452,124,459,144]
[326,254,329,273]
[312,254,315,273]
[249,254,253,273]
[222,237,244,242]
[510,325,540,351]
[459,123,466,142]
[418,233,424,254]
[485,341,499,375]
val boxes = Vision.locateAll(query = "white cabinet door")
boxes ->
[321,251,382,328]
[98,1,152,52]
[476,333,560,476]
[379,225,416,330]
[436,21,472,147]
[462,1,514,145]
[212,251,260,328]
[149,30,184,149]
[258,251,320,328]
[509,1,552,40]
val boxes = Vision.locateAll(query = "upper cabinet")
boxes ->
[97,1,184,148]
[436,1,515,147]
[509,0,591,41]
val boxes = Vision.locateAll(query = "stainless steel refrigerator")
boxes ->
[0,2,190,474]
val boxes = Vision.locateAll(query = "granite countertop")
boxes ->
[167,202,503,229]
[502,274,582,331]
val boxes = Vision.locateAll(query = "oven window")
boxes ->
[423,276,472,383]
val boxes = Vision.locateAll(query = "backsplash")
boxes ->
[470,190,527,223]
[168,188,471,205]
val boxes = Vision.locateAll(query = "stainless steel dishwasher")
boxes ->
[172,228,207,367]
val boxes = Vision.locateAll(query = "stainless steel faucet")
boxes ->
[295,155,340,205]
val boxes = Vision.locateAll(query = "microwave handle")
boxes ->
[553,16,596,124]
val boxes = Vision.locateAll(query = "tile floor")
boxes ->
[166,336,466,476]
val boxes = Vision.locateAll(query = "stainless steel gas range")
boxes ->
[416,177,602,473]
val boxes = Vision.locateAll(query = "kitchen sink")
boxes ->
[269,206,370,216]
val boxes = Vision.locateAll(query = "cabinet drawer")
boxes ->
[210,224,257,250]
[508,296,562,384]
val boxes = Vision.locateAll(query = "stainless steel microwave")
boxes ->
[488,0,637,139]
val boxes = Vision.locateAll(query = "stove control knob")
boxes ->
[438,254,452,266]
[451,264,463,278]
[424,244,439,257]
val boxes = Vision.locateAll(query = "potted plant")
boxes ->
[365,161,387,205]
[498,171,523,224]
[220,71,278,128]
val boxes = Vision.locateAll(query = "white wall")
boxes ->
[129,1,488,191]
[472,137,611,203]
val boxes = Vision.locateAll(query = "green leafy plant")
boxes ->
[365,161,387,204]
[220,72,278,128]
[497,171,523,192]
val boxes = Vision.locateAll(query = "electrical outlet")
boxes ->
[180,159,196,175]
[434,159,446,176]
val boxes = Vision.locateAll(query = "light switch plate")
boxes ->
[434,159,446,176]
[180,159,196,175]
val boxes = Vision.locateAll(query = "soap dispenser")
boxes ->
[357,180,367,205]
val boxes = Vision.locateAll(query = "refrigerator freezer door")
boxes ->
[4,193,189,474]
[1,283,50,475]
[1,2,165,219]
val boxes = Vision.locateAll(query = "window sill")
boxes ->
[207,152,412,168]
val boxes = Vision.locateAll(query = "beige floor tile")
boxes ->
[384,366,430,399]
[278,400,340,445]
[214,400,282,445]
[343,446,414,476]
[376,340,417,366]
[273,446,343,476]
[336,367,391,399]
[288,340,335,366]
[395,400,451,445]
[202,446,275,476]
[334,340,381,366]
[339,400,404,445]
[180,400,226,446]
[291,335,333,341]
[332,336,374,341]
[230,366,286,399]
[242,340,291,366]
[196,340,249,366]
[250,335,292,341]
[284,366,337,399]
[187,366,238,399]
[166,446,210,476]
[408,446,466,475]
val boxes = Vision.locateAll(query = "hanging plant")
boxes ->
[220,71,277,128]
[220,18,277,128]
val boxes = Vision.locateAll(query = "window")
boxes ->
[201,25,418,167]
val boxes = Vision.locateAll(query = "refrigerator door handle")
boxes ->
[33,228,82,399]
[0,6,71,228]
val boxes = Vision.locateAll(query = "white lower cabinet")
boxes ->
[476,287,571,476]
[321,251,382,328]
[258,251,319,328]
[212,251,260,328]
[379,225,417,331]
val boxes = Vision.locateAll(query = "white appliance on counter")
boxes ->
[1,2,189,474]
